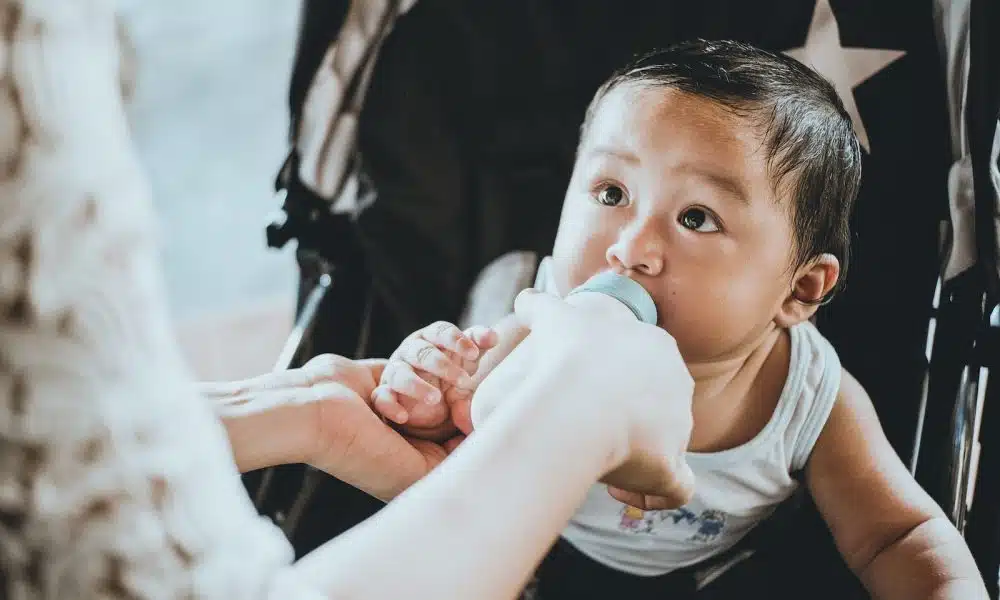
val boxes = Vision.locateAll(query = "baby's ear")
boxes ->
[775,254,840,327]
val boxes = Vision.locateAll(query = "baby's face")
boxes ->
[551,84,800,363]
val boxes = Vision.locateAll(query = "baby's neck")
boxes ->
[686,328,781,394]
[684,327,790,453]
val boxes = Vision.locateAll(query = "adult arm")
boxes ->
[203,368,334,473]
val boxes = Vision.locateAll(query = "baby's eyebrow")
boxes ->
[585,145,640,164]
[675,164,749,207]
[582,145,750,206]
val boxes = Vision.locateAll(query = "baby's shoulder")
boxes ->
[786,321,843,378]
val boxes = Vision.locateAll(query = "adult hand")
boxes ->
[209,355,462,501]
[472,289,697,509]
[307,356,468,500]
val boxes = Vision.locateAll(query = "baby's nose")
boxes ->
[606,233,664,277]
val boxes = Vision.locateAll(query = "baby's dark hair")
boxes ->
[581,40,863,302]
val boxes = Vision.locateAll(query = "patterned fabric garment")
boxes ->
[0,2,308,598]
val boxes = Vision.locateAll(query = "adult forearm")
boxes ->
[291,378,615,600]
[205,381,316,473]
[862,517,988,600]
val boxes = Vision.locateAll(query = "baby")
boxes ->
[370,40,986,599]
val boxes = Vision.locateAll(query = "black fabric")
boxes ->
[533,537,698,599]
[695,498,869,600]
[270,0,956,577]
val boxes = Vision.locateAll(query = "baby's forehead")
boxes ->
[587,84,757,148]
[590,87,771,169]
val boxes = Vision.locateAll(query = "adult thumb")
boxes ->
[512,287,563,327]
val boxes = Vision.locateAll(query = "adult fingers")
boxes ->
[606,459,695,511]
[607,487,652,511]
[511,288,565,328]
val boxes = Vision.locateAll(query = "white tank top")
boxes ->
[534,257,842,577]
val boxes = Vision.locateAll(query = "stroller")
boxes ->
[248,0,1000,597]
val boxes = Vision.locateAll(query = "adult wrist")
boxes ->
[472,341,631,480]
[502,370,628,480]
[207,383,317,472]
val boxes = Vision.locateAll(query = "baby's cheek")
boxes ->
[547,257,592,297]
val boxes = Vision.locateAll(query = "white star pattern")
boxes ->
[784,0,906,152]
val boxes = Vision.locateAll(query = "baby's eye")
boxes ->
[595,184,629,207]
[679,207,721,233]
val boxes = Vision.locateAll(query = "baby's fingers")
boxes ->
[457,325,499,381]
[380,360,442,405]
[463,325,499,352]
[451,397,474,435]
[372,386,409,425]
[420,321,480,361]
[397,337,473,389]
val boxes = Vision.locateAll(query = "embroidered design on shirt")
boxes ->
[665,507,698,525]
[688,510,726,542]
[618,505,657,534]
[617,505,728,542]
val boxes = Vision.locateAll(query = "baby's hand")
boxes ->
[372,321,498,438]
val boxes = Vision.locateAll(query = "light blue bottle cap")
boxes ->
[566,272,658,325]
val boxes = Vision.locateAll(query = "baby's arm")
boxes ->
[806,369,987,600]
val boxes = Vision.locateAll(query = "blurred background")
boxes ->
[118,0,301,381]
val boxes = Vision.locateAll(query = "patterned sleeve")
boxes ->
[0,2,315,598]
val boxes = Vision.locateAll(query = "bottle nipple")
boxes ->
[566,272,658,325]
